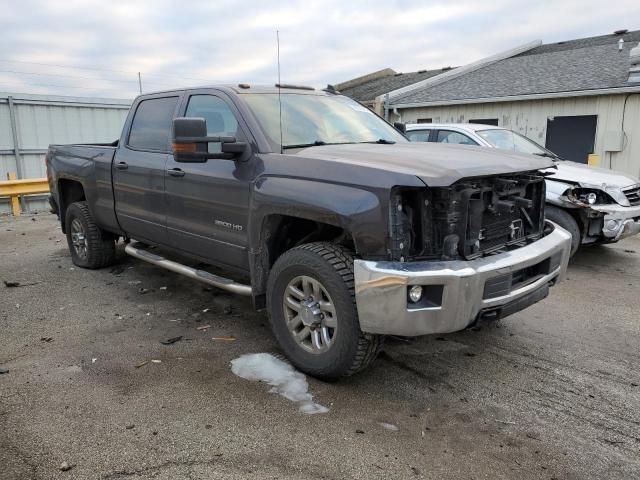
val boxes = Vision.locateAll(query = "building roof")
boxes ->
[338,67,453,103]
[391,30,640,107]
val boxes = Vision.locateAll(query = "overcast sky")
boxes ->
[1,0,639,99]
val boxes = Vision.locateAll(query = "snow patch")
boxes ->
[231,353,329,415]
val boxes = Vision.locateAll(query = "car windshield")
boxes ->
[242,93,407,150]
[477,128,559,158]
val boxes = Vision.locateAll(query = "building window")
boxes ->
[469,118,499,126]
[417,118,432,124]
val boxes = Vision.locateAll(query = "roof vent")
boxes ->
[441,66,453,71]
[614,29,628,35]
[417,69,427,73]
[629,43,640,83]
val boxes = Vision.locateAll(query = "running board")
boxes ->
[124,242,252,296]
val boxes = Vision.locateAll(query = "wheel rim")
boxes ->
[70,218,88,259]
[283,275,338,354]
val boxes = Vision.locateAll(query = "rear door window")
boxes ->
[128,96,179,151]
[407,130,432,142]
[435,130,478,145]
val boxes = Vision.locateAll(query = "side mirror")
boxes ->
[172,117,247,162]
[393,122,406,134]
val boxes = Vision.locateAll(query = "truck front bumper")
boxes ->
[353,222,571,336]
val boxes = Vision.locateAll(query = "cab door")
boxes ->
[113,95,180,245]
[164,91,255,271]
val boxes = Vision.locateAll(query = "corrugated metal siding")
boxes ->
[397,94,640,178]
[0,104,13,149]
[0,93,130,214]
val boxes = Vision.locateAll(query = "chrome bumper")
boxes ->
[354,222,572,336]
[592,204,640,241]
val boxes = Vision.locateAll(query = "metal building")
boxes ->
[0,92,130,214]
[338,30,640,177]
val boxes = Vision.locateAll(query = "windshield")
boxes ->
[477,129,558,158]
[242,93,407,150]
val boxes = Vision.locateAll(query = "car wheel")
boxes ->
[267,242,383,380]
[65,201,116,269]
[546,205,581,257]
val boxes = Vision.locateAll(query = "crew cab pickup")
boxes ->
[46,85,571,379]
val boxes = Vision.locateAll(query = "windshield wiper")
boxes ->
[282,140,328,149]
[282,141,366,150]
[359,138,396,144]
[533,152,559,159]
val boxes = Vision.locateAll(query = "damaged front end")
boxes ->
[553,183,640,243]
[352,170,572,337]
[389,172,546,262]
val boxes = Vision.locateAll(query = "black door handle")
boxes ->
[114,162,128,170]
[167,168,185,177]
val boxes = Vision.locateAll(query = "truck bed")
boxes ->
[46,143,120,234]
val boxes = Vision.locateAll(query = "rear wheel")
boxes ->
[65,201,116,269]
[546,205,581,257]
[267,242,383,380]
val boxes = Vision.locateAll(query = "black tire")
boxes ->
[267,242,383,380]
[546,205,581,257]
[65,201,116,269]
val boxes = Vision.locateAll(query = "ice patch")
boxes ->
[231,353,329,415]
[379,422,399,431]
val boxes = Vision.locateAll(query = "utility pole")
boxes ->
[138,72,142,94]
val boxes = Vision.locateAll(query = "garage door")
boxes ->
[545,115,597,163]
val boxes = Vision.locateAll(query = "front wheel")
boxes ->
[545,205,581,257]
[267,242,383,380]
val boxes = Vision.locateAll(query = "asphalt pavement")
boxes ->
[1,214,639,479]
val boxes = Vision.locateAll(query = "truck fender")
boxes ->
[250,176,386,254]
[247,176,388,302]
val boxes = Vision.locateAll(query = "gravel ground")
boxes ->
[1,214,639,480]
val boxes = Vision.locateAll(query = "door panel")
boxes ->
[113,148,168,243]
[165,93,253,270]
[545,115,597,163]
[113,96,179,244]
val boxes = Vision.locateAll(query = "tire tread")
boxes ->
[66,201,116,269]
[286,242,383,377]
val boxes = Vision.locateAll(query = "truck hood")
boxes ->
[297,142,553,187]
[545,160,640,189]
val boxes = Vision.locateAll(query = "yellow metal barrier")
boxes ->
[0,173,50,216]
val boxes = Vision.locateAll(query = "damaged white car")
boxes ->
[406,123,640,256]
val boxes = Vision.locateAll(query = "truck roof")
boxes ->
[139,84,332,97]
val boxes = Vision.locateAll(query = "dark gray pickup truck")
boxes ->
[46,85,572,379]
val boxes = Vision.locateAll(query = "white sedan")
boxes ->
[405,123,640,256]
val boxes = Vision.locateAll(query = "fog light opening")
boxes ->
[408,285,423,303]
[606,219,620,231]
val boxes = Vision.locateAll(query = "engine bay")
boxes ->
[390,172,546,261]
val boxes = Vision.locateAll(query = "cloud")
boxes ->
[0,0,638,98]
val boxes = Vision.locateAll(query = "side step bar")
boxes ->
[124,242,252,296]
